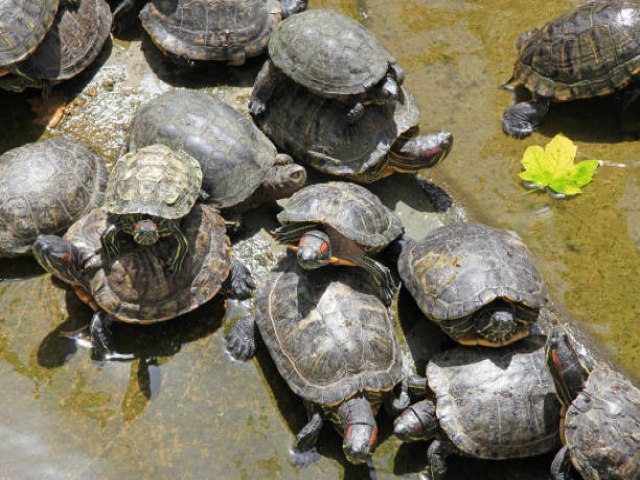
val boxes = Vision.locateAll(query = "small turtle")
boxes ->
[0,138,108,258]
[249,9,404,124]
[502,0,640,138]
[253,77,452,183]
[398,222,546,346]
[225,258,408,464]
[138,0,307,66]
[33,203,255,357]
[545,332,640,480]
[394,336,561,480]
[128,90,307,223]
[272,181,403,305]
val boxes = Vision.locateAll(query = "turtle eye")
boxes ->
[54,252,70,263]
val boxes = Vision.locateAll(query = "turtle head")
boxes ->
[545,331,592,408]
[474,301,521,345]
[297,230,331,269]
[280,0,308,18]
[392,132,453,171]
[339,397,377,464]
[264,155,307,202]
[393,399,438,442]
[32,235,85,287]
[133,219,159,245]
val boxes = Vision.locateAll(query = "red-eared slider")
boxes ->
[394,336,561,479]
[272,181,403,305]
[249,9,404,124]
[127,90,306,222]
[0,138,107,258]
[398,222,546,346]
[225,257,406,464]
[1,0,111,95]
[502,0,640,138]
[253,77,452,183]
[33,203,255,358]
[545,332,640,480]
[138,0,307,66]
[102,144,203,273]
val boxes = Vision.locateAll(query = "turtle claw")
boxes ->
[502,99,549,138]
[248,98,266,117]
[224,315,257,361]
[291,447,321,468]
[225,258,255,299]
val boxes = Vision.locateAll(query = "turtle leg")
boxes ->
[90,310,116,359]
[224,315,258,361]
[227,49,246,67]
[221,258,256,300]
[292,402,324,466]
[249,60,282,118]
[426,438,456,480]
[100,224,120,260]
[550,446,575,480]
[271,222,317,244]
[345,100,365,124]
[165,223,189,274]
[358,255,398,306]
[383,380,411,416]
[502,97,550,138]
[307,149,346,167]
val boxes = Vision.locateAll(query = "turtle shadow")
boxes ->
[0,257,46,282]
[0,91,47,153]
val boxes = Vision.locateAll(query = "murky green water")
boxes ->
[0,0,638,478]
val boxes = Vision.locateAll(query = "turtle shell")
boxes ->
[0,138,108,258]
[277,182,403,251]
[139,0,281,61]
[255,76,419,180]
[65,204,231,322]
[512,0,640,101]
[398,222,546,321]
[0,0,58,67]
[106,144,202,220]
[427,336,561,459]
[564,368,640,479]
[128,90,277,209]
[255,257,403,406]
[269,9,396,97]
[8,0,111,85]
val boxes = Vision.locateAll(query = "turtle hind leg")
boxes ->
[221,258,255,300]
[502,97,550,138]
[224,315,258,361]
[359,255,398,306]
[90,311,116,360]
[550,446,575,480]
[426,438,457,480]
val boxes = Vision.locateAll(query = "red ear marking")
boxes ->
[319,241,329,254]
[345,425,353,440]
[369,426,378,448]
[298,235,306,247]
[421,147,441,158]
[134,222,140,230]
[551,350,564,379]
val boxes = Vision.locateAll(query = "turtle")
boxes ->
[271,181,404,306]
[393,336,562,480]
[127,90,307,223]
[137,0,308,66]
[225,257,408,464]
[249,9,405,124]
[502,0,640,138]
[252,76,453,183]
[545,331,640,480]
[0,138,108,259]
[33,203,255,358]
[102,144,203,274]
[398,222,547,347]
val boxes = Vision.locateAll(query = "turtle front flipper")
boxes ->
[502,97,550,138]
[165,221,189,273]
[426,438,457,480]
[225,315,258,361]
[221,258,255,300]
[359,255,397,306]
[550,445,574,480]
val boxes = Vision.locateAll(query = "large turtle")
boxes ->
[398,222,546,347]
[128,90,307,224]
[138,0,307,66]
[272,181,403,306]
[33,203,255,358]
[0,138,108,259]
[545,332,640,480]
[225,257,408,464]
[102,144,203,273]
[249,9,404,124]
[253,77,452,183]
[393,336,562,480]
[502,0,640,138]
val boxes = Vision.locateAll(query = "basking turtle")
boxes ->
[0,138,108,258]
[249,9,404,124]
[225,258,407,464]
[272,182,403,305]
[398,222,546,346]
[545,332,640,480]
[394,336,561,480]
[138,0,307,66]
[502,0,640,138]
[253,77,452,183]
[102,144,203,273]
[33,203,255,357]
[128,90,306,223]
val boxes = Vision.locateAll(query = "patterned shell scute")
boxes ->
[0,0,58,66]
[427,336,561,459]
[564,369,640,479]
[128,90,276,209]
[277,182,403,249]
[106,144,202,220]
[12,0,112,81]
[139,0,280,61]
[269,9,394,96]
[398,222,546,321]
[513,0,640,101]
[0,138,108,257]
[255,258,403,406]
[64,204,231,322]
[257,78,419,177]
